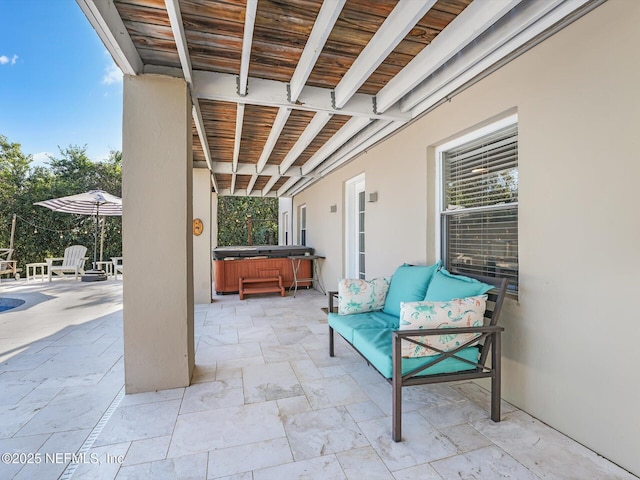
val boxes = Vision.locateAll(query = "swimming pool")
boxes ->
[0,297,25,312]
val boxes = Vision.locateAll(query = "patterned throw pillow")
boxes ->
[399,295,487,358]
[338,277,391,315]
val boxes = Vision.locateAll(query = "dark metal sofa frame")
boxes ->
[328,273,508,441]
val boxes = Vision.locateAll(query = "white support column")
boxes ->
[211,191,218,250]
[122,74,194,393]
[193,168,212,304]
[211,191,218,294]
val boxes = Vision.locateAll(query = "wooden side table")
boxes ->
[26,262,47,282]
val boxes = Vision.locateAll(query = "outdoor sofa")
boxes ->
[327,263,508,441]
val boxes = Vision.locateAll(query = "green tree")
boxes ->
[217,196,278,246]
[0,137,122,274]
[0,135,33,256]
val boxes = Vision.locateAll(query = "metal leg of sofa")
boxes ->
[392,333,402,442]
[491,332,502,422]
[329,326,335,357]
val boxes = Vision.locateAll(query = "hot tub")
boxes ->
[212,245,314,294]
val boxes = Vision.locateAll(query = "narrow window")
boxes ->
[345,174,365,278]
[358,189,365,279]
[299,205,306,246]
[283,211,289,245]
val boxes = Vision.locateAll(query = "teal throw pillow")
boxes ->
[424,268,493,301]
[382,262,440,317]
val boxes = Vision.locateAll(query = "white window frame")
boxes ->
[345,173,365,278]
[282,211,290,245]
[435,114,518,290]
[298,204,307,246]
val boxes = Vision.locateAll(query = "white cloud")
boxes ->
[102,63,123,85]
[96,151,111,162]
[32,152,53,167]
[0,54,18,65]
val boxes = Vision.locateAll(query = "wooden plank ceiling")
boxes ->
[83,0,598,196]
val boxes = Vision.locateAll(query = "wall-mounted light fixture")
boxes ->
[368,192,378,203]
[329,205,337,213]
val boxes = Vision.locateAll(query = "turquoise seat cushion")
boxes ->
[352,328,479,379]
[424,268,493,301]
[383,263,440,317]
[328,311,399,343]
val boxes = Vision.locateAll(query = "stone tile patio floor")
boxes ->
[0,280,636,479]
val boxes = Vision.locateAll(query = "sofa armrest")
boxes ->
[392,325,504,377]
[327,291,338,314]
[394,325,504,338]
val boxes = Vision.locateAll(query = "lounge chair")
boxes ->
[0,248,22,281]
[112,256,123,279]
[46,245,88,281]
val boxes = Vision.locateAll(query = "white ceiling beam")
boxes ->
[375,0,523,113]
[246,174,259,195]
[193,70,409,122]
[316,120,404,178]
[277,176,302,197]
[239,0,258,96]
[256,107,292,173]
[279,112,333,175]
[192,101,218,192]
[232,104,245,173]
[406,0,595,114]
[262,176,280,196]
[218,188,277,198]
[332,0,437,109]
[230,173,237,195]
[289,0,346,102]
[166,0,225,195]
[76,0,143,75]
[211,163,302,177]
[300,116,372,175]
[283,176,316,197]
[165,0,193,84]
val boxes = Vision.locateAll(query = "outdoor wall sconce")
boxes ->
[329,205,337,213]
[368,192,378,203]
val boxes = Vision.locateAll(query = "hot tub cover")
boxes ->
[212,245,313,260]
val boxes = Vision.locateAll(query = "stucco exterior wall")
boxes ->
[122,74,195,393]
[193,168,212,304]
[278,197,293,245]
[293,1,640,474]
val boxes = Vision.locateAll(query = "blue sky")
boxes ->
[0,0,123,167]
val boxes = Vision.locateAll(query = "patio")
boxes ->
[0,281,634,479]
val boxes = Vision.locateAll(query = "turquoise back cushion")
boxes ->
[382,263,440,317]
[424,268,493,301]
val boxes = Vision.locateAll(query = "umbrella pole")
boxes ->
[99,216,105,262]
[93,204,99,269]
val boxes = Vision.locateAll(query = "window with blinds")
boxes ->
[441,123,518,292]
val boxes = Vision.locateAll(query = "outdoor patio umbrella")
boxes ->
[34,189,122,281]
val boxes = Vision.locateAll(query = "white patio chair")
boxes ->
[46,245,88,281]
[112,257,123,280]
